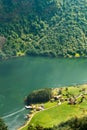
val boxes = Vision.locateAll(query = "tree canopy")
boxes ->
[0,118,8,130]
[25,88,52,105]
[0,0,87,58]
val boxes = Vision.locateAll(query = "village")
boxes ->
[24,85,87,121]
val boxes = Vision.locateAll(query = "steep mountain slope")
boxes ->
[0,0,87,58]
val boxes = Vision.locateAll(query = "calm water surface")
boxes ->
[0,56,87,129]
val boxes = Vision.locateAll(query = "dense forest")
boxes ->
[0,0,87,59]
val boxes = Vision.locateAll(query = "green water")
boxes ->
[0,56,87,130]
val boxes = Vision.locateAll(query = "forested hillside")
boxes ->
[0,0,87,59]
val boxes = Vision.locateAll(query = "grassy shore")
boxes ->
[19,84,87,130]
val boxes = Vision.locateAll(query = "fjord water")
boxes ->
[0,56,87,130]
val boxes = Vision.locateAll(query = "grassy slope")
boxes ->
[21,85,87,130]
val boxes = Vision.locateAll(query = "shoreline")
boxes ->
[17,112,37,130]
[1,54,87,62]
[17,104,57,130]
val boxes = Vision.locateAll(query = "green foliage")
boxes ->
[0,118,8,130]
[57,116,87,130]
[0,0,87,58]
[0,50,6,59]
[25,88,52,105]
[27,124,52,130]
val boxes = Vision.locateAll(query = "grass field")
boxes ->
[20,84,87,130]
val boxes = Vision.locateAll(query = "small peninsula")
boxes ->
[19,84,87,130]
